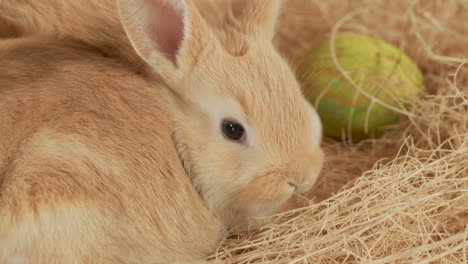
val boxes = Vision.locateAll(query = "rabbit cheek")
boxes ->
[236,174,293,212]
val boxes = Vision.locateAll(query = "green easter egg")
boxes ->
[297,33,424,141]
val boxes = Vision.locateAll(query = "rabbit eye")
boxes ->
[221,119,245,142]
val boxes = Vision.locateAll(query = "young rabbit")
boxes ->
[1,0,325,223]
[0,0,325,262]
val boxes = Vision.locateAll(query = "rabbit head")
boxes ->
[118,0,324,226]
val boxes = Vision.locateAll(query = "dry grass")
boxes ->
[206,0,468,263]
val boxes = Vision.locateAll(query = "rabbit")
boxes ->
[1,0,325,223]
[0,0,325,262]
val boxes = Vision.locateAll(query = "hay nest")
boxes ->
[208,0,468,263]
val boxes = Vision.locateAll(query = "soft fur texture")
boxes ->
[0,0,145,71]
[0,37,224,264]
[0,0,324,262]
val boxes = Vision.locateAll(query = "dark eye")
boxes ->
[221,119,245,142]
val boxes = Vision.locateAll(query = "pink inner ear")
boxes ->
[145,0,185,65]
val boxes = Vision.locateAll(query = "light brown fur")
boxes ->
[0,37,224,263]
[0,0,325,262]
[0,0,146,71]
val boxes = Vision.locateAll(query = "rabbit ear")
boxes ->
[229,0,282,40]
[118,0,215,85]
